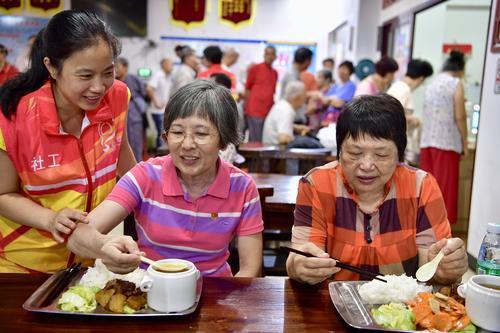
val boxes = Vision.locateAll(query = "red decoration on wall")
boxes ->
[28,0,60,11]
[170,0,206,29]
[0,0,22,11]
[442,44,472,56]
[219,0,253,27]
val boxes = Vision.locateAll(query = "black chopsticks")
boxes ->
[40,262,82,307]
[281,246,387,283]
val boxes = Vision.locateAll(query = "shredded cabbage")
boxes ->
[57,285,100,312]
[371,303,416,331]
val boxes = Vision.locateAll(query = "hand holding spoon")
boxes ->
[416,250,445,282]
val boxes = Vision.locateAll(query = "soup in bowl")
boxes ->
[140,259,200,312]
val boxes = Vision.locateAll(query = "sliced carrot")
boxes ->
[432,312,453,332]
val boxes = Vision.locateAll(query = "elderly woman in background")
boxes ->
[286,94,467,285]
[420,51,468,226]
[68,80,263,277]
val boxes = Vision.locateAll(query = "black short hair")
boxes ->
[203,45,223,64]
[323,57,334,66]
[442,50,465,72]
[174,44,186,53]
[339,60,354,75]
[317,69,333,83]
[406,59,433,79]
[0,44,8,56]
[210,73,232,89]
[336,94,407,162]
[375,57,399,77]
[294,47,313,64]
[117,57,128,67]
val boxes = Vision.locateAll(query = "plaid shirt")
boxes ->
[293,161,451,280]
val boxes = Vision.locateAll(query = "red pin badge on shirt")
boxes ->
[211,212,218,220]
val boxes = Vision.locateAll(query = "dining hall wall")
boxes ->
[467,0,500,262]
[121,0,367,79]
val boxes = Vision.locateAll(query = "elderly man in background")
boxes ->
[0,44,19,86]
[169,46,199,97]
[146,58,173,149]
[221,47,239,73]
[244,46,278,142]
[262,81,309,145]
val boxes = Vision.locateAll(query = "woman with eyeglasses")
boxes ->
[68,79,264,277]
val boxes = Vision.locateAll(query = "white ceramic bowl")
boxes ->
[140,259,200,313]
[457,274,500,332]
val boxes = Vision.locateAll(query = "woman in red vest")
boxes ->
[0,10,136,273]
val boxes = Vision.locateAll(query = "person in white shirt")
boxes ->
[169,46,199,98]
[387,59,433,164]
[146,58,173,148]
[262,81,308,145]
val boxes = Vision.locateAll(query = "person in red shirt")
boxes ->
[244,46,278,142]
[198,45,237,91]
[0,45,19,86]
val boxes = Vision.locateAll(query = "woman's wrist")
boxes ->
[42,209,57,232]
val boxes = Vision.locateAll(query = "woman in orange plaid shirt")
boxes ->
[287,94,468,285]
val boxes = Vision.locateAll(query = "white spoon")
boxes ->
[416,250,445,282]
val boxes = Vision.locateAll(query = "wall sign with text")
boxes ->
[219,0,256,29]
[170,0,206,30]
[0,0,63,15]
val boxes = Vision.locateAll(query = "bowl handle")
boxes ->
[457,283,467,298]
[140,275,153,292]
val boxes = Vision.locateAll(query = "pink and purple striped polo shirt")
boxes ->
[107,155,263,277]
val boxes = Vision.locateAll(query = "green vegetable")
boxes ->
[57,285,100,312]
[123,305,135,314]
[371,303,416,331]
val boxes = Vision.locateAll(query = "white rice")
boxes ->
[358,274,432,304]
[79,259,146,289]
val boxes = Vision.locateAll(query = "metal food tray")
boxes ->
[329,281,416,332]
[23,268,202,317]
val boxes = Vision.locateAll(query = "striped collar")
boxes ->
[162,155,230,199]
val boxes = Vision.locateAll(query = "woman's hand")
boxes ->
[286,242,340,285]
[100,235,144,274]
[428,238,468,284]
[48,208,89,243]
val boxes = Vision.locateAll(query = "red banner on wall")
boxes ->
[442,44,472,56]
[170,0,206,30]
[27,0,63,16]
[219,0,255,28]
[0,0,23,14]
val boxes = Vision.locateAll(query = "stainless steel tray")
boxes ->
[23,268,202,316]
[329,281,415,332]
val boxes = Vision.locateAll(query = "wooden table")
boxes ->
[239,142,333,175]
[251,173,300,214]
[0,274,350,332]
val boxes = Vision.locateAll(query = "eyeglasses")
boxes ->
[165,130,216,145]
